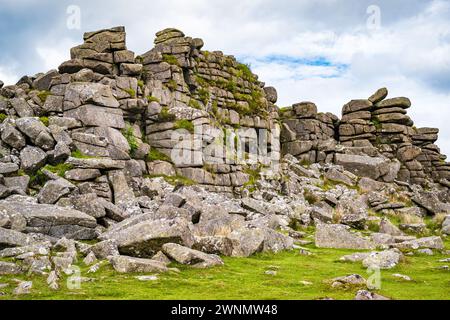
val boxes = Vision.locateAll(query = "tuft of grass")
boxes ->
[188,99,201,110]
[121,124,139,156]
[43,163,74,178]
[197,88,210,105]
[123,88,136,98]
[243,166,262,192]
[166,79,178,91]
[146,96,160,103]
[137,80,145,91]
[0,113,7,123]
[71,150,95,159]
[174,119,194,133]
[236,63,256,82]
[147,174,196,187]
[37,90,52,103]
[147,148,172,163]
[158,107,176,122]
[39,116,49,127]
[162,54,180,66]
[304,189,319,205]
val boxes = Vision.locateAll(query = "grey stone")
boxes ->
[70,193,106,218]
[393,236,444,250]
[0,227,32,249]
[13,281,32,295]
[0,163,19,174]
[89,239,119,259]
[162,243,224,268]
[1,123,26,149]
[362,250,402,269]
[0,261,23,275]
[64,105,125,129]
[0,201,97,239]
[315,223,375,250]
[15,118,55,150]
[66,157,125,169]
[368,88,388,104]
[105,218,195,258]
[10,98,34,117]
[37,178,75,204]
[65,169,101,181]
[331,274,366,288]
[379,218,404,236]
[354,290,390,300]
[335,153,395,181]
[33,70,58,91]
[110,255,169,273]
[20,146,47,173]
[64,82,119,109]
[375,97,411,109]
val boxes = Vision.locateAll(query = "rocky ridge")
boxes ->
[0,26,448,296]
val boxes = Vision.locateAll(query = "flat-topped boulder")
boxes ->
[315,223,375,250]
[103,218,195,258]
[0,201,97,239]
[0,227,33,249]
[65,157,125,169]
[375,97,411,109]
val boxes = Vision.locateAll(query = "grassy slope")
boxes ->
[1,240,449,300]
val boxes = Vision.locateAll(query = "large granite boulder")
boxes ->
[0,201,97,240]
[315,223,375,250]
[103,218,195,258]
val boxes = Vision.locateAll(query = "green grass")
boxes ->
[71,150,96,159]
[43,163,73,178]
[188,99,202,110]
[37,90,52,103]
[29,163,74,187]
[146,174,196,187]
[39,116,49,127]
[146,96,160,103]
[162,54,180,66]
[147,148,172,163]
[121,124,139,156]
[174,119,194,133]
[158,107,176,122]
[122,88,136,98]
[166,80,178,91]
[236,63,256,82]
[1,242,448,300]
[0,113,7,123]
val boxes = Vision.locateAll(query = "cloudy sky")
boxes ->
[1,0,449,155]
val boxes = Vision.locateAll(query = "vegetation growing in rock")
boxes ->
[39,116,49,127]
[158,107,176,122]
[37,90,52,103]
[0,113,7,123]
[147,148,172,163]
[174,119,194,133]
[122,124,139,156]
[162,54,180,66]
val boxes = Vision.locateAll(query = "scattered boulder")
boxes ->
[110,255,169,273]
[315,223,375,250]
[162,243,224,268]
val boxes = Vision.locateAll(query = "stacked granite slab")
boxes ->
[334,88,449,185]
[139,28,280,192]
[339,99,376,148]
[59,26,142,77]
[413,128,450,183]
[368,89,425,184]
[280,102,338,164]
